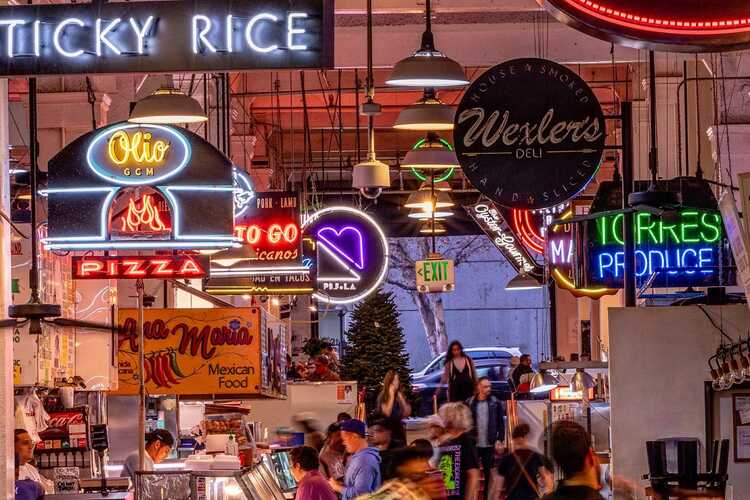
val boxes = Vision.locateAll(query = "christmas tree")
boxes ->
[342,290,414,417]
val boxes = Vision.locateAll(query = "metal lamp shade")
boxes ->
[529,370,559,393]
[419,221,446,234]
[404,190,454,210]
[386,50,469,88]
[352,158,391,189]
[129,87,208,124]
[418,180,452,192]
[571,370,596,392]
[402,147,459,170]
[408,209,453,220]
[394,100,456,131]
[505,272,543,291]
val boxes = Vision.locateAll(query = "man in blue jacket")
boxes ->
[328,419,381,500]
[467,377,506,500]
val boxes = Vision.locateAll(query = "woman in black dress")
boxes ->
[376,370,411,446]
[441,341,477,403]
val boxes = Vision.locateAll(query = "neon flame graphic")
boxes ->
[120,194,169,233]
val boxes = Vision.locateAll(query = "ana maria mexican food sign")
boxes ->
[115,308,262,396]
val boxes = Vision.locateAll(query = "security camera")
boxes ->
[352,158,390,200]
[143,294,155,308]
[359,187,383,199]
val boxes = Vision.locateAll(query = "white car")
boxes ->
[411,346,523,379]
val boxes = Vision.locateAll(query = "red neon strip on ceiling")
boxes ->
[564,0,750,34]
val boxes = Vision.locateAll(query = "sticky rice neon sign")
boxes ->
[585,209,728,288]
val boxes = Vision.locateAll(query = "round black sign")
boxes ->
[454,58,606,210]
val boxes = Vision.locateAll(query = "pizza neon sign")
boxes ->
[73,255,207,280]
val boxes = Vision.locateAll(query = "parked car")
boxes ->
[412,357,513,416]
[411,346,523,379]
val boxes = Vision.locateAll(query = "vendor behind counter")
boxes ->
[120,429,175,488]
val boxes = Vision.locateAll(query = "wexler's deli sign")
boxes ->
[115,308,264,396]
[43,121,235,251]
[540,0,750,52]
[464,200,544,283]
[454,58,606,210]
[0,0,333,76]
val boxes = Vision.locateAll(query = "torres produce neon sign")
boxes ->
[582,209,732,289]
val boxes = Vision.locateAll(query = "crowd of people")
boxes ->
[289,411,604,500]
[287,341,606,500]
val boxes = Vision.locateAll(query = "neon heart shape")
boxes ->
[317,225,365,270]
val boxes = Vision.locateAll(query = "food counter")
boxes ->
[134,451,295,500]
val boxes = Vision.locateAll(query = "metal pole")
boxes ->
[431,176,436,252]
[136,278,146,470]
[648,51,658,184]
[28,77,39,302]
[0,77,15,498]
[683,60,690,178]
[621,102,636,307]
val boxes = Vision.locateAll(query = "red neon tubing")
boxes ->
[564,0,750,34]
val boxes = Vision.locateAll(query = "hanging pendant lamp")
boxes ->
[394,88,456,130]
[403,190,455,210]
[419,221,446,234]
[386,0,468,88]
[402,132,459,170]
[129,86,208,124]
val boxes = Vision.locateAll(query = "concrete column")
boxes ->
[0,77,14,496]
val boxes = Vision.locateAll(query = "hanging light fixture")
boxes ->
[408,209,453,220]
[402,132,459,170]
[128,86,208,124]
[418,180,451,192]
[386,0,468,88]
[419,221,446,234]
[529,370,560,393]
[404,190,454,210]
[505,272,543,291]
[352,0,390,199]
[570,369,596,392]
[394,88,456,130]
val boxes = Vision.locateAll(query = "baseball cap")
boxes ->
[340,419,367,437]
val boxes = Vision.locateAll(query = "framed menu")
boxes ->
[732,394,750,462]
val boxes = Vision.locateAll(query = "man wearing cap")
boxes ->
[328,419,381,500]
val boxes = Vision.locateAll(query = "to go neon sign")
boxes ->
[234,223,299,246]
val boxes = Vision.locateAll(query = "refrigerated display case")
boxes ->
[134,454,293,500]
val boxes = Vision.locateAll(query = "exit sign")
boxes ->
[415,258,455,293]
